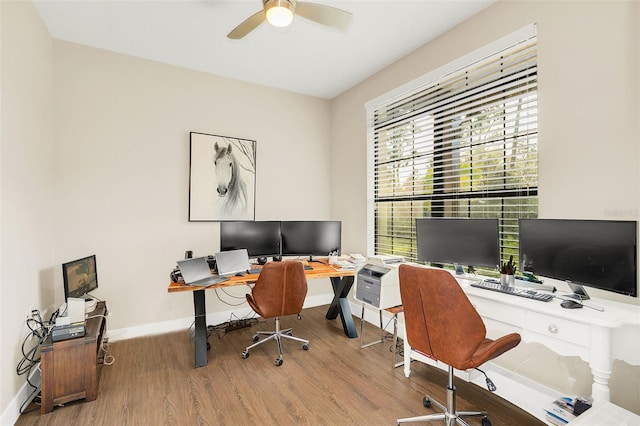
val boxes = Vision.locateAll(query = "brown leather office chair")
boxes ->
[397,264,521,426]
[241,261,310,366]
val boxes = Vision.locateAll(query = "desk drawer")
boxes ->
[469,297,526,328]
[526,311,590,347]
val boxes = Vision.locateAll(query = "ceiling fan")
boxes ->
[227,0,352,39]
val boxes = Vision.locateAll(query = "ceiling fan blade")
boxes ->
[295,2,353,32]
[227,9,266,39]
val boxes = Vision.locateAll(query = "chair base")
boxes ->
[241,316,309,366]
[397,367,491,426]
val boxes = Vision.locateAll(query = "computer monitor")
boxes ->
[416,218,500,272]
[519,219,637,299]
[280,221,341,261]
[220,221,281,259]
[62,255,99,303]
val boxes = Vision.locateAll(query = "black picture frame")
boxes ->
[189,132,256,221]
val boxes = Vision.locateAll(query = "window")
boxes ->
[366,25,538,271]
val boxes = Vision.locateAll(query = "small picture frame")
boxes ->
[189,132,256,222]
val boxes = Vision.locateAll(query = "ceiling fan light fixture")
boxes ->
[265,0,295,28]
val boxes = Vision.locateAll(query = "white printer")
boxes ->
[354,256,404,309]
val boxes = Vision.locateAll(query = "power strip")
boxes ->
[224,319,251,333]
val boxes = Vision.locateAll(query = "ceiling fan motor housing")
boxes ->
[263,0,297,9]
[264,0,297,28]
[228,0,352,39]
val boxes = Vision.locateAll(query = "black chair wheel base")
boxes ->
[252,334,259,342]
[241,350,250,359]
[302,343,309,351]
[275,358,283,366]
[422,397,431,408]
[482,416,492,426]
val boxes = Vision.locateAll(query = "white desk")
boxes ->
[401,273,640,419]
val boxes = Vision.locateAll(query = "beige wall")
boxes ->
[51,40,335,332]
[330,0,639,413]
[1,0,55,418]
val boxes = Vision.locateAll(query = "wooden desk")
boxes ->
[168,261,357,368]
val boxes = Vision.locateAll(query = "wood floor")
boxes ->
[17,305,544,425]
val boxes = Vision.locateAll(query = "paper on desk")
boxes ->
[569,401,640,425]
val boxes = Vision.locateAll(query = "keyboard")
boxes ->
[471,280,554,302]
[247,268,261,275]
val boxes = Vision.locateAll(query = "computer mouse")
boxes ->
[561,300,583,309]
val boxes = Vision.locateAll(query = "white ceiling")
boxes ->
[33,0,495,99]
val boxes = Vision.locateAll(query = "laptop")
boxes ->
[215,249,251,277]
[177,257,229,287]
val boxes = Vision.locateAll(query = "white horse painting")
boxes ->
[213,141,247,216]
[189,132,255,221]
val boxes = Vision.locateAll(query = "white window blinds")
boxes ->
[366,26,538,266]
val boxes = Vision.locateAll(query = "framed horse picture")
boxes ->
[189,132,256,221]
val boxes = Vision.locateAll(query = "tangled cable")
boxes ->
[16,309,55,413]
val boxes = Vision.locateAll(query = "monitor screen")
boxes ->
[220,221,281,258]
[416,218,500,269]
[519,219,637,297]
[281,221,341,259]
[62,254,98,301]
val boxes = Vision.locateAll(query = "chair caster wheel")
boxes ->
[275,358,283,366]
[423,397,431,408]
[252,334,259,342]
[302,343,309,350]
[241,351,250,359]
[481,416,492,426]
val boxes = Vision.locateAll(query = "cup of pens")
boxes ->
[328,251,339,265]
[500,255,516,287]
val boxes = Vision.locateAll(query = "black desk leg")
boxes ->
[193,289,208,368]
[325,276,357,338]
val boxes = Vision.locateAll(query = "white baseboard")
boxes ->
[2,363,42,426]
[479,362,558,423]
[106,293,335,342]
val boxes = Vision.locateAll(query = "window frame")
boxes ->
[366,24,538,272]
